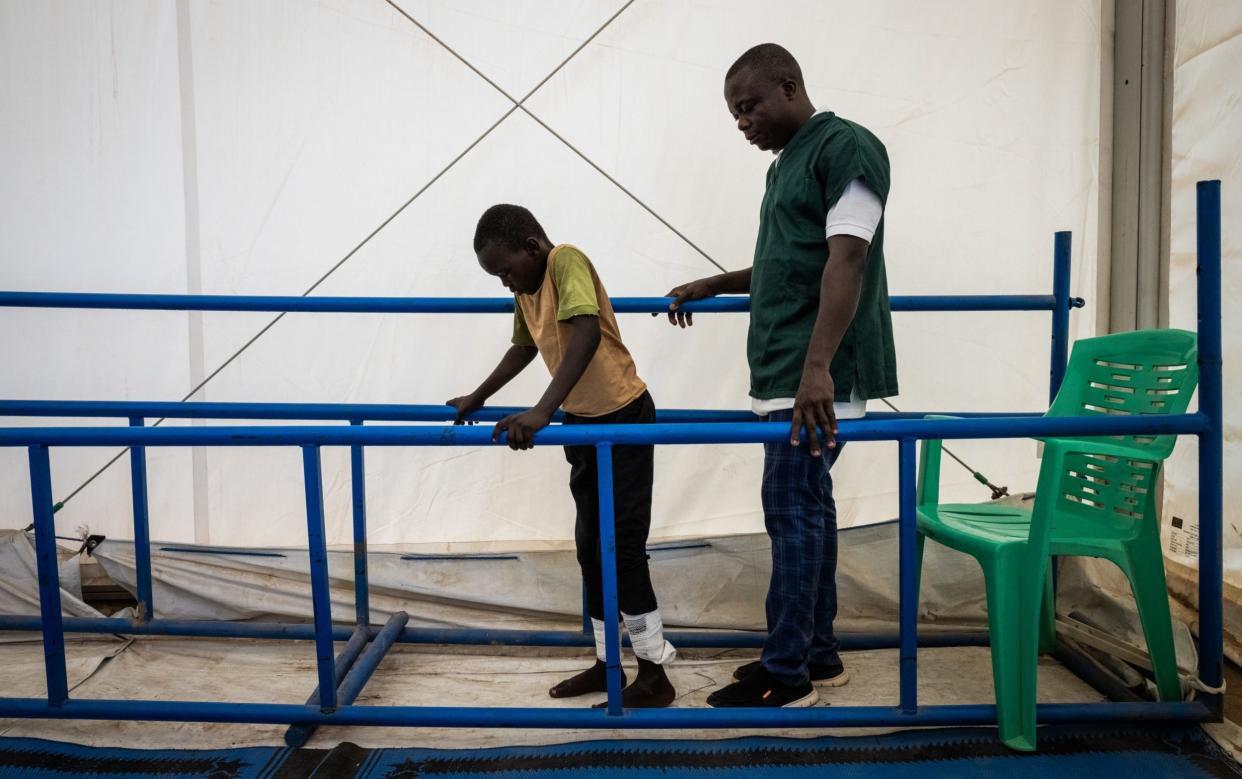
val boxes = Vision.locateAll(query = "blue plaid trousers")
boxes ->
[759,409,844,686]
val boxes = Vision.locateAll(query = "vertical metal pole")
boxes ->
[129,417,154,622]
[1050,230,1072,404]
[1195,180,1223,710]
[29,445,68,707]
[302,446,337,711]
[596,443,623,715]
[349,420,369,627]
[898,438,918,715]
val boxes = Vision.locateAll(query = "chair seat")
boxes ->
[918,502,1142,559]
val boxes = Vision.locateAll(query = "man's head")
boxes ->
[724,43,815,153]
[473,204,551,295]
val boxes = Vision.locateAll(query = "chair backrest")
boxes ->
[1044,329,1198,524]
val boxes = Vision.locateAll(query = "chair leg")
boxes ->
[1120,540,1182,702]
[982,554,1040,752]
[1038,560,1057,654]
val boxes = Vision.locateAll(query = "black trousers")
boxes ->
[564,390,658,620]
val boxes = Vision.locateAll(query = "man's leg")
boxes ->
[809,444,846,673]
[758,409,830,688]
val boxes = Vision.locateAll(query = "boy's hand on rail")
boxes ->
[790,372,837,457]
[655,278,716,328]
[446,394,484,425]
[493,408,552,450]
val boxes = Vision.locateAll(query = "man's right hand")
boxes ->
[655,277,718,328]
[446,394,484,425]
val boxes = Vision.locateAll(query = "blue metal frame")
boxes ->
[0,191,1223,738]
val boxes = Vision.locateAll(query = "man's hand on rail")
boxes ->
[657,278,715,328]
[654,268,752,328]
[493,407,552,450]
[446,394,484,425]
[790,371,837,457]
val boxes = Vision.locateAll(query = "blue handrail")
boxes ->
[0,192,1223,744]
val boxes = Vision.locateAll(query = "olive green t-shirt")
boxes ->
[512,244,647,417]
[748,111,898,402]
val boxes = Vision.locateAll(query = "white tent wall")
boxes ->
[0,1,1102,550]
[1161,1,1242,656]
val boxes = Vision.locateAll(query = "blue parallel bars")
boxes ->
[1197,180,1224,712]
[597,444,624,715]
[302,446,337,712]
[898,439,918,715]
[28,445,68,707]
[0,193,1225,735]
[128,417,154,622]
[349,420,369,627]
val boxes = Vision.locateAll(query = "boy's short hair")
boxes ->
[726,43,803,87]
[473,204,549,252]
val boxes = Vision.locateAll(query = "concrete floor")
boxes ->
[0,635,1105,750]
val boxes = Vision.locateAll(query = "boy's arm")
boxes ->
[790,234,869,457]
[493,315,601,449]
[446,344,538,424]
[656,267,752,328]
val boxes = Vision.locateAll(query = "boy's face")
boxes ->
[724,69,802,153]
[477,238,545,295]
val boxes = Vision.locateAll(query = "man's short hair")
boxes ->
[726,43,804,87]
[473,204,548,252]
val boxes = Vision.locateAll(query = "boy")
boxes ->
[659,44,896,707]
[448,204,676,708]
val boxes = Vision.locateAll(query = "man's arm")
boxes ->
[656,267,753,327]
[790,234,870,457]
[493,315,601,449]
[446,344,538,424]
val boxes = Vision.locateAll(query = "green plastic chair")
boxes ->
[915,329,1199,751]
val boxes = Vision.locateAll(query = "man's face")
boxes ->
[724,70,800,153]
[477,239,543,295]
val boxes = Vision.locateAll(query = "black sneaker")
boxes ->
[706,664,818,708]
[732,660,849,687]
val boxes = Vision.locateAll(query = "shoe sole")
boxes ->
[815,671,849,688]
[781,689,820,707]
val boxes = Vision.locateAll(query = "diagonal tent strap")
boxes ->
[384,0,726,274]
[55,0,1001,510]
[51,2,638,510]
[383,2,1005,495]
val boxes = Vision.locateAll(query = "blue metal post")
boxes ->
[336,611,409,705]
[1196,180,1224,712]
[596,443,623,715]
[29,445,68,707]
[898,439,918,714]
[302,446,337,712]
[1050,231,1072,404]
[128,417,154,622]
[349,420,369,627]
[285,623,370,747]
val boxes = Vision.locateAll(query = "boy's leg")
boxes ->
[809,444,845,671]
[549,433,618,699]
[758,409,831,688]
[566,437,604,623]
[604,391,675,707]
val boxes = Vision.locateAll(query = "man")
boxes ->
[661,43,896,707]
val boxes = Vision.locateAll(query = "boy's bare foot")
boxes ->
[592,658,675,708]
[548,659,626,698]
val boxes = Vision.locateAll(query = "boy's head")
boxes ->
[473,204,552,295]
[724,43,814,153]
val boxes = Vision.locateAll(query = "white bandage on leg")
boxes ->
[622,610,677,665]
[591,618,608,662]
